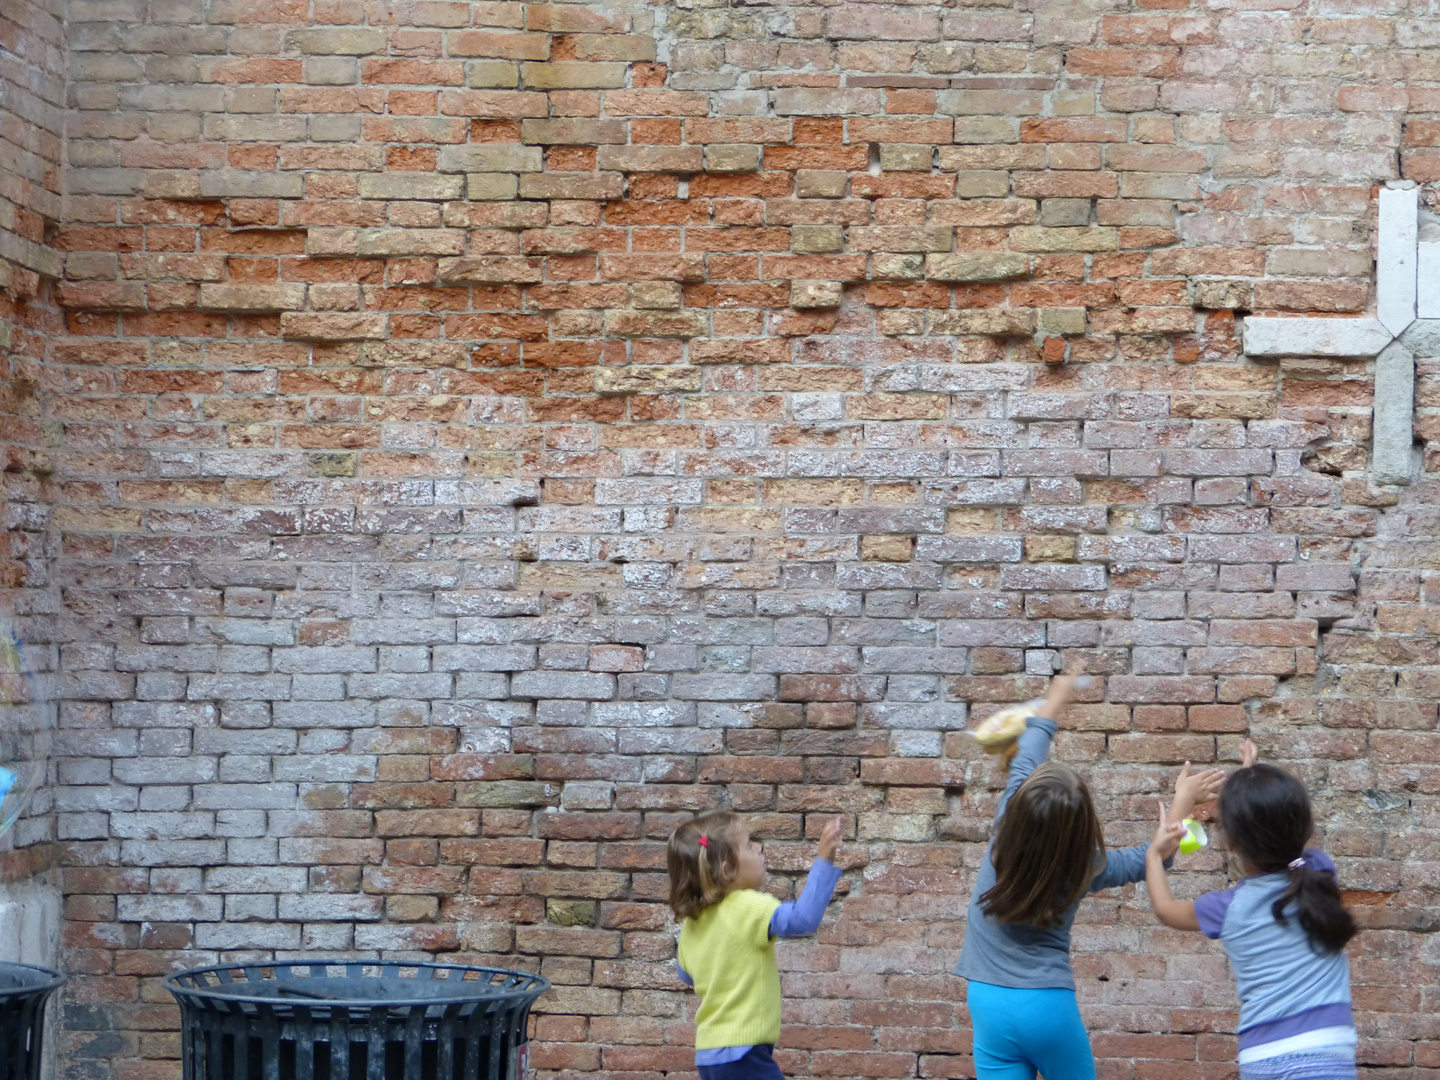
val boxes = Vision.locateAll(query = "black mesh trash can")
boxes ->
[164,961,550,1080]
[0,961,66,1080]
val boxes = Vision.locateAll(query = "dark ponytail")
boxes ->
[1271,861,1357,955]
[1218,763,1357,955]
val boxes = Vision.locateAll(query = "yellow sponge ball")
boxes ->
[970,700,1045,751]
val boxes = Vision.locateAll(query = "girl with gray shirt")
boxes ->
[954,675,1225,1080]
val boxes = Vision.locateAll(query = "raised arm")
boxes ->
[770,817,843,938]
[1145,800,1199,931]
[995,675,1076,818]
[1090,760,1219,891]
[997,718,1056,819]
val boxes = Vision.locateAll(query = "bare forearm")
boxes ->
[1145,854,1199,931]
[1170,791,1197,822]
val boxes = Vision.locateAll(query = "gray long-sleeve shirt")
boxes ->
[954,716,1159,990]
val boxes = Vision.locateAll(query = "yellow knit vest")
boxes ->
[678,889,783,1049]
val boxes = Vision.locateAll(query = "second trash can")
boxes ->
[0,961,67,1080]
[164,960,550,1080]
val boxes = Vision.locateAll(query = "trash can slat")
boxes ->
[165,960,548,1080]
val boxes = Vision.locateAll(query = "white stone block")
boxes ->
[1378,185,1418,335]
[1418,242,1440,319]
[1241,317,1392,358]
[1372,339,1415,486]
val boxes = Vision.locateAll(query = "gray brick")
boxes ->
[998,565,1107,590]
[936,620,1045,646]
[357,173,465,200]
[272,756,377,782]
[436,144,543,173]
[198,170,304,198]
[273,701,377,728]
[859,648,970,674]
[272,647,377,673]
[1187,536,1297,563]
[114,702,219,727]
[193,783,297,810]
[120,840,228,866]
[188,675,292,701]
[205,867,308,892]
[113,757,217,784]
[347,673,453,698]
[433,645,536,671]
[117,894,223,922]
[279,895,384,921]
[1276,563,1356,591]
[595,478,706,505]
[511,671,616,700]
[671,674,777,701]
[227,895,278,921]
[56,786,138,812]
[351,619,455,645]
[914,536,1023,563]
[860,703,969,730]
[194,923,303,949]
[286,27,387,53]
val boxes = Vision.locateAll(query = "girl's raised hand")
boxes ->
[1035,673,1089,721]
[1239,738,1258,768]
[818,816,843,863]
[1149,800,1186,862]
[1173,761,1225,812]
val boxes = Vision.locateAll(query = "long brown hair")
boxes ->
[668,811,743,920]
[979,763,1105,928]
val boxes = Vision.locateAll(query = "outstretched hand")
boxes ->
[1149,800,1187,863]
[1173,761,1225,812]
[818,816,843,863]
[1239,739,1258,768]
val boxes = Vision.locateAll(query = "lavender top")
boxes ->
[1193,849,1353,1050]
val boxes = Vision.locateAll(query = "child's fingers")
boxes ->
[1192,767,1224,787]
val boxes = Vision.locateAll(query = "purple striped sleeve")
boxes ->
[1193,885,1239,940]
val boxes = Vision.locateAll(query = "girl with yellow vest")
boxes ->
[668,811,844,1080]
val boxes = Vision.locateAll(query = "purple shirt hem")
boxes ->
[1238,1002,1356,1050]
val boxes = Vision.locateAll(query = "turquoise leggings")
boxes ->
[966,981,1097,1080]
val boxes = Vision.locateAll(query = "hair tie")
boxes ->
[698,835,709,848]
[1288,857,1306,871]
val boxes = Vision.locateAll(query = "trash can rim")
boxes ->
[0,960,67,998]
[162,958,550,1009]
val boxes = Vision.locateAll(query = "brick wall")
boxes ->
[0,0,64,896]
[33,0,1440,1076]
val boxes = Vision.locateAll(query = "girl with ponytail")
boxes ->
[667,811,843,1080]
[1147,739,1359,1080]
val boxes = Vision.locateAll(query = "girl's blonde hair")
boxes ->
[979,762,1105,929]
[667,811,743,920]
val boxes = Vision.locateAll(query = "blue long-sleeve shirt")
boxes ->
[954,717,1166,990]
[677,857,842,1063]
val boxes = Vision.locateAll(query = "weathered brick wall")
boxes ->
[0,0,64,893]
[37,0,1440,1077]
